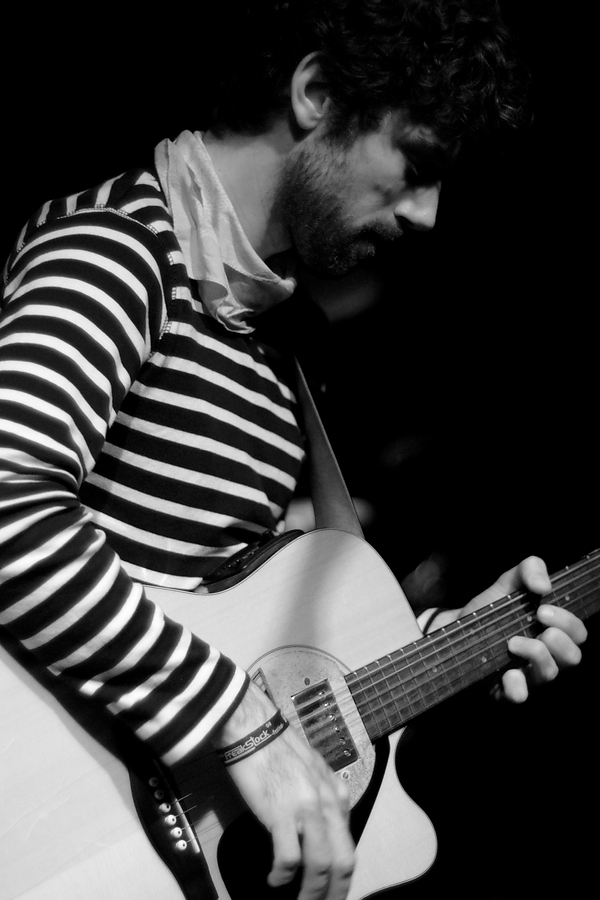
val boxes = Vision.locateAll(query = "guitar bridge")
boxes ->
[117,730,218,900]
[292,679,359,771]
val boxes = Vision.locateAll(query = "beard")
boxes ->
[275,137,397,278]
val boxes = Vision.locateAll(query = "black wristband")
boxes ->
[421,607,443,634]
[216,709,289,766]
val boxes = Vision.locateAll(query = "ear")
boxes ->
[290,52,330,131]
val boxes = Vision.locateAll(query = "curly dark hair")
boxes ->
[206,0,530,144]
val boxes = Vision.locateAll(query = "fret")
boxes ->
[417,630,454,699]
[357,659,396,737]
[347,549,600,743]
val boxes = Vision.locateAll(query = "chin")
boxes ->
[302,262,349,280]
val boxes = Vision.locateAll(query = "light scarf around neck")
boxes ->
[154,130,297,334]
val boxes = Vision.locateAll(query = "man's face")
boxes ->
[277,109,448,277]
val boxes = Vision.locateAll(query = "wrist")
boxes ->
[213,681,277,749]
[216,709,289,766]
[420,607,460,632]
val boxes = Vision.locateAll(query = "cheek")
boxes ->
[350,162,407,216]
[348,182,401,221]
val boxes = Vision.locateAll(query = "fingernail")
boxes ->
[533,575,551,592]
[538,604,554,620]
[508,635,524,652]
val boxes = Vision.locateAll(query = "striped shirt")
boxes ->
[0,166,305,764]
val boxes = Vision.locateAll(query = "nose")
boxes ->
[394,184,440,232]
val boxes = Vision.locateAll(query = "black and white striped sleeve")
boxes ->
[0,209,249,764]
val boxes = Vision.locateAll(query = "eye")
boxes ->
[405,163,421,185]
[406,161,439,187]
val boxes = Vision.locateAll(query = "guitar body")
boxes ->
[0,529,437,899]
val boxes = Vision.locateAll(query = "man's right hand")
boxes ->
[213,683,355,899]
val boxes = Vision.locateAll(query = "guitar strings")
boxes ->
[350,555,600,698]
[293,558,600,728]
[293,578,597,748]
[326,562,600,739]
[346,583,599,734]
[165,552,600,818]
[290,597,594,759]
[350,580,597,709]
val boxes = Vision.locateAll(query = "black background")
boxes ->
[2,3,597,897]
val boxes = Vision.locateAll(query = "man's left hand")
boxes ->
[431,556,588,702]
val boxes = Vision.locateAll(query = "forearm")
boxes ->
[212,680,278,750]
[0,213,249,764]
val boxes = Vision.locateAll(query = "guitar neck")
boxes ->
[348,549,600,743]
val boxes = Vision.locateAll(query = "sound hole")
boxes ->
[217,811,302,898]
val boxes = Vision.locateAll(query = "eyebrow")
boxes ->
[399,130,461,185]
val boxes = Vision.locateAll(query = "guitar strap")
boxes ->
[294,359,364,539]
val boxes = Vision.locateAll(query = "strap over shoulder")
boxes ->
[295,359,364,539]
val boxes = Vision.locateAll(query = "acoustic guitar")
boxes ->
[1,529,598,899]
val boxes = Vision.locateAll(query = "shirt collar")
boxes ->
[154,130,297,334]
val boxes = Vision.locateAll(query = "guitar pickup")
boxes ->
[292,679,358,771]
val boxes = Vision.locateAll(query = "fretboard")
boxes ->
[347,549,600,742]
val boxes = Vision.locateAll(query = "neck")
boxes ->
[203,125,293,261]
[345,548,600,742]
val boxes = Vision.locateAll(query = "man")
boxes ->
[0,3,588,899]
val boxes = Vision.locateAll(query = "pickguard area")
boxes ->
[250,644,376,807]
